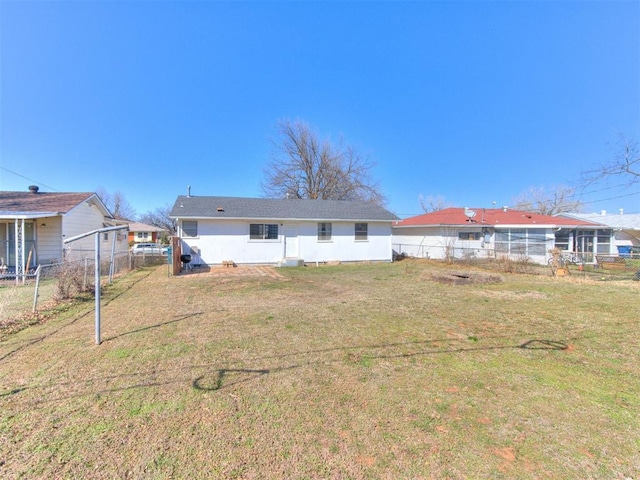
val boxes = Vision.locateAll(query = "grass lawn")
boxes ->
[0,261,638,479]
[0,278,58,329]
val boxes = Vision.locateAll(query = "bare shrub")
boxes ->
[54,261,91,300]
[493,255,536,274]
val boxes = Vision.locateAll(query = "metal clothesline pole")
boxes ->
[64,224,129,345]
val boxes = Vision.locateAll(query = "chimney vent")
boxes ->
[28,185,39,194]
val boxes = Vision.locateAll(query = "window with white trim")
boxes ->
[495,228,547,256]
[596,229,611,253]
[355,223,368,241]
[318,222,332,241]
[250,223,279,240]
[458,232,481,241]
[182,220,198,237]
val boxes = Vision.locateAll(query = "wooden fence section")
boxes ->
[171,236,182,276]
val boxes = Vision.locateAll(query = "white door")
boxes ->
[284,224,299,258]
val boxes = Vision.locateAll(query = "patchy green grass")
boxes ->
[0,261,638,479]
[0,278,58,332]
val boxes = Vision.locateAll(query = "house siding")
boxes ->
[179,219,394,265]
[392,227,449,259]
[393,226,556,263]
[295,221,393,263]
[37,216,64,264]
[63,202,128,260]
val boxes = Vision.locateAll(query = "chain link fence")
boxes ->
[0,251,170,330]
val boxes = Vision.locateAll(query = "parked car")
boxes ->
[130,243,168,255]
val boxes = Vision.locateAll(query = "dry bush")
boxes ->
[493,254,536,274]
[54,261,91,300]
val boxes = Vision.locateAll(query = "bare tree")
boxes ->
[138,204,177,236]
[419,194,450,213]
[512,185,583,215]
[262,120,384,204]
[583,133,640,185]
[95,188,137,220]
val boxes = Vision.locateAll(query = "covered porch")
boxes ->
[0,213,62,282]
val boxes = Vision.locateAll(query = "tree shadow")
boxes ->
[192,368,271,391]
[0,268,157,363]
[519,339,568,350]
[103,311,204,342]
[2,334,575,404]
[188,336,571,392]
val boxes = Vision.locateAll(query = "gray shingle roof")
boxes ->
[0,191,96,214]
[170,196,399,222]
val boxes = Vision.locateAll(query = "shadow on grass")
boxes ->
[0,268,157,363]
[0,312,90,363]
[103,311,204,342]
[519,339,568,350]
[1,335,573,402]
[247,335,569,364]
[192,368,271,391]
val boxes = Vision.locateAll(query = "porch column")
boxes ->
[14,219,26,285]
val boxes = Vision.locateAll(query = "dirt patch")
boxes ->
[429,270,503,285]
[472,290,548,300]
[177,265,287,280]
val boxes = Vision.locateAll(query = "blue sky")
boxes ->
[1,0,638,218]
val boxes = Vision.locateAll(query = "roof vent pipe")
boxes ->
[502,206,508,212]
[619,208,624,215]
[187,185,191,197]
[29,185,39,194]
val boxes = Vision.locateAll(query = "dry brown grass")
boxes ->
[0,261,638,479]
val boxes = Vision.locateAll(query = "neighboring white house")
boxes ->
[392,207,612,264]
[127,222,166,245]
[169,195,399,266]
[0,187,128,275]
[560,210,640,257]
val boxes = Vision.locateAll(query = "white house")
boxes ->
[127,221,167,245]
[560,210,640,257]
[169,195,399,266]
[392,207,612,264]
[0,187,128,277]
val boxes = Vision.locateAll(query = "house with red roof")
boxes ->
[392,206,611,264]
[0,187,128,278]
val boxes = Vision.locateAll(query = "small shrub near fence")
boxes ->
[0,251,137,333]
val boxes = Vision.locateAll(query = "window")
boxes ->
[318,222,332,241]
[458,232,481,241]
[103,232,109,241]
[596,229,611,253]
[527,229,546,255]
[495,228,548,256]
[495,230,509,253]
[355,223,368,241]
[136,232,144,239]
[182,220,198,237]
[250,223,279,240]
[554,229,571,251]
